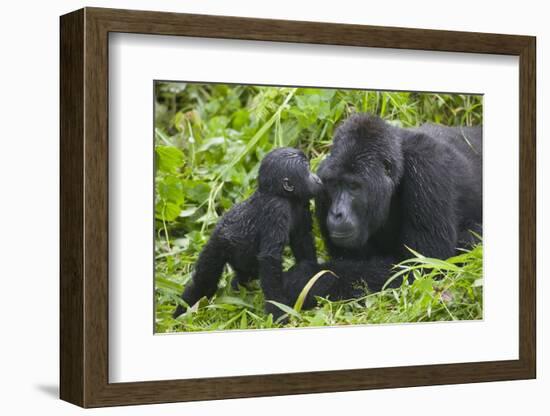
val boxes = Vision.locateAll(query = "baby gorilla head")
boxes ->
[258,147,323,199]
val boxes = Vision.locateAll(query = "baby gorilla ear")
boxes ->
[282,177,295,192]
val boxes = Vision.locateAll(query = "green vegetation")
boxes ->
[154,82,483,333]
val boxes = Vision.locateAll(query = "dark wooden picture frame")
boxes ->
[60,7,536,408]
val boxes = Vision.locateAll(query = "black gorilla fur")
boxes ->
[283,113,482,308]
[173,147,323,318]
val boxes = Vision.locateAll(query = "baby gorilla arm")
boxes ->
[289,206,317,262]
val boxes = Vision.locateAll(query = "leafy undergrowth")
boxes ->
[155,243,483,333]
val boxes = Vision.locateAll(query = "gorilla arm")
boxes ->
[282,255,397,307]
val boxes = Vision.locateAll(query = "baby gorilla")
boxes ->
[173,147,323,319]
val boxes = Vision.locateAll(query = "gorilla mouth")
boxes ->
[330,231,355,239]
[329,230,358,246]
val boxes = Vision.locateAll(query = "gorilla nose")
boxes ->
[328,212,348,231]
[330,213,342,225]
[327,205,356,238]
[329,207,344,222]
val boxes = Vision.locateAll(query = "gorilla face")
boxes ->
[320,173,368,248]
[317,114,404,249]
[259,147,323,200]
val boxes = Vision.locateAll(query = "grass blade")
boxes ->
[294,270,338,312]
[267,300,302,319]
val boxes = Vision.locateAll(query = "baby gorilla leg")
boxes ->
[230,271,255,291]
[173,239,226,318]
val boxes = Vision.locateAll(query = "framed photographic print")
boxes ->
[60,7,536,408]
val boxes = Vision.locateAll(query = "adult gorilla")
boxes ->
[283,113,482,307]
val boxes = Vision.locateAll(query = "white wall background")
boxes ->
[0,1,545,414]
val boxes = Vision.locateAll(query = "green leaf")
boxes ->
[179,206,197,217]
[232,109,250,130]
[182,180,211,202]
[308,309,327,327]
[155,277,182,293]
[155,201,181,221]
[157,176,184,205]
[197,137,225,152]
[412,277,434,295]
[207,116,230,134]
[156,146,184,173]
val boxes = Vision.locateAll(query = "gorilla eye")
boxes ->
[383,159,392,176]
[282,177,295,193]
[349,182,361,191]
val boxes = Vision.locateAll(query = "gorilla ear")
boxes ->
[383,159,392,176]
[282,177,295,193]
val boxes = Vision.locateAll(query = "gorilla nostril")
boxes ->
[330,210,343,222]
